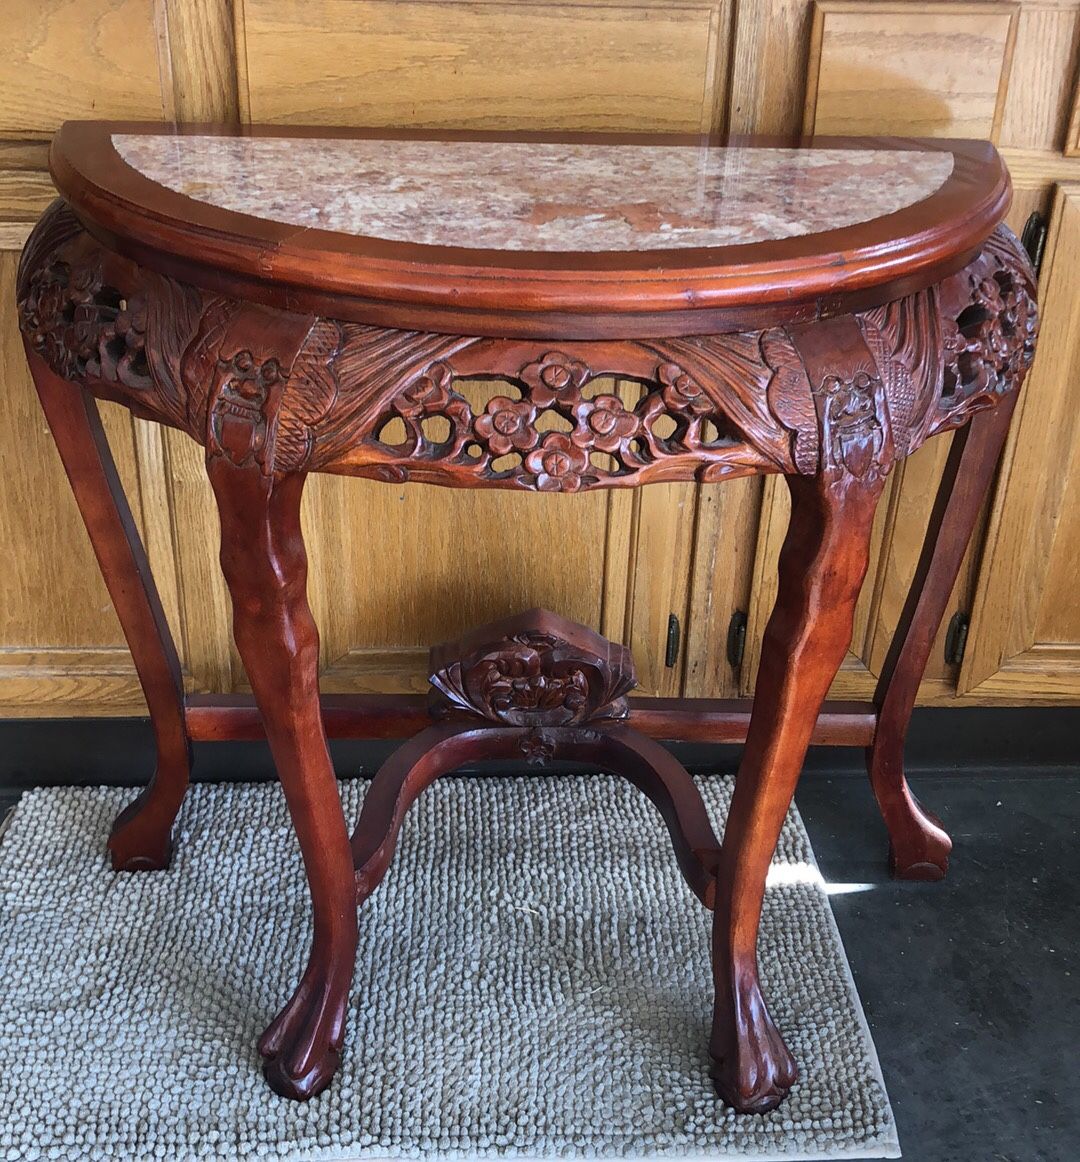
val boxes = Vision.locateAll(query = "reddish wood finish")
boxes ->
[26,352,191,871]
[866,394,1019,880]
[15,202,1034,494]
[182,693,880,746]
[206,457,356,1101]
[349,719,722,911]
[50,124,1010,338]
[14,122,1039,1113]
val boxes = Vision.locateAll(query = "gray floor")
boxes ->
[1,770,1076,1162]
[796,772,1079,1162]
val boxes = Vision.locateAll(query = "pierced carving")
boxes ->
[429,609,637,728]
[20,254,152,392]
[17,206,1037,490]
[933,248,1038,434]
[351,348,776,490]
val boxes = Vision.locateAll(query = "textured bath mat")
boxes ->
[0,777,899,1161]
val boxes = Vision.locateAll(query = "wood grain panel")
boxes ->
[236,0,732,131]
[0,0,171,136]
[619,483,698,698]
[682,477,762,698]
[164,0,238,122]
[999,1,1080,151]
[804,1,1019,139]
[1067,45,1080,155]
[960,183,1080,700]
[0,171,57,221]
[299,477,621,694]
[862,435,986,689]
[159,426,234,695]
[728,0,814,135]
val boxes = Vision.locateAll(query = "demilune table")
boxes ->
[16,123,1037,1112]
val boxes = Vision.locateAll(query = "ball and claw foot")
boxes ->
[710,980,798,1114]
[257,965,351,1101]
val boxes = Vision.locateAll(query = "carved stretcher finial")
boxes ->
[428,607,637,727]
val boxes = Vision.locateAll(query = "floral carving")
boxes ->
[943,271,1036,400]
[474,396,538,455]
[522,432,590,492]
[659,362,712,416]
[363,346,766,489]
[393,361,455,418]
[925,234,1038,436]
[521,352,589,407]
[19,256,152,392]
[429,610,637,728]
[572,394,639,452]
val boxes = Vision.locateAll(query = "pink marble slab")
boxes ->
[112,134,954,254]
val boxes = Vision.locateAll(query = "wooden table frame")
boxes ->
[16,125,1037,1114]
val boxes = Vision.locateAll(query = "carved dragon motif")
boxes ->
[18,200,1038,490]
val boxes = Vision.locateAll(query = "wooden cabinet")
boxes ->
[959,185,1080,700]
[2,0,1080,714]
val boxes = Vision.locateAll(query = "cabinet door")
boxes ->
[958,185,1080,700]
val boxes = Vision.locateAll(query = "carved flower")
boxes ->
[572,394,639,452]
[101,298,150,384]
[394,361,454,417]
[523,431,590,492]
[63,301,104,368]
[658,362,711,416]
[521,352,590,407]
[20,263,70,357]
[68,262,101,303]
[474,396,538,455]
[519,730,555,766]
[974,276,1005,317]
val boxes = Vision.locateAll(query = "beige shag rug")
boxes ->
[0,776,899,1161]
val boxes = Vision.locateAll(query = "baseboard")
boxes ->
[0,706,1076,790]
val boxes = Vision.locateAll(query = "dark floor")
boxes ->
[1,739,1077,1162]
[797,771,1079,1162]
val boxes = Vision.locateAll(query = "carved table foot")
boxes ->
[886,801,952,882]
[107,764,192,872]
[710,453,886,1112]
[25,352,192,873]
[207,455,358,1102]
[866,398,1020,880]
[259,960,352,1100]
[709,970,798,1113]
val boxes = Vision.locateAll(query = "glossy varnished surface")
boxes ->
[113,134,954,253]
[49,123,1011,335]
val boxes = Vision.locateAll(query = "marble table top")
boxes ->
[113,134,954,254]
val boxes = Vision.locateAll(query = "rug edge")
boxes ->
[788,799,902,1161]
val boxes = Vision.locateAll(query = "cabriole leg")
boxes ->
[867,399,1016,880]
[710,470,884,1113]
[28,353,191,871]
[207,456,357,1101]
